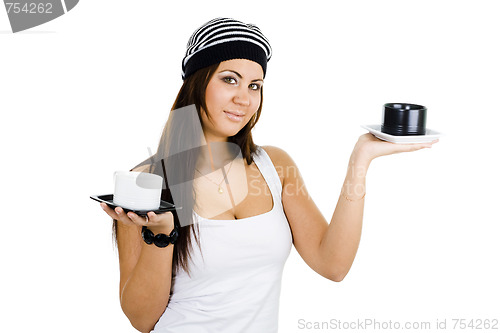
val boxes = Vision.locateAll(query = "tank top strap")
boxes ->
[253,146,283,202]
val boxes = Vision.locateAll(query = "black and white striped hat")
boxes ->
[181,18,272,80]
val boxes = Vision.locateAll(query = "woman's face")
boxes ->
[201,58,264,142]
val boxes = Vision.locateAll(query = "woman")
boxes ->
[100,18,438,333]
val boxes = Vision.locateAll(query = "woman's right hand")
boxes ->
[100,203,175,234]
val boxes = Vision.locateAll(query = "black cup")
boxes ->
[381,103,427,136]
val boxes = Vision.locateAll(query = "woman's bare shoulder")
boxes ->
[260,145,296,186]
[260,145,293,163]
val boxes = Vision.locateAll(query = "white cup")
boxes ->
[113,171,163,210]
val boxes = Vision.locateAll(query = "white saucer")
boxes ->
[361,124,443,144]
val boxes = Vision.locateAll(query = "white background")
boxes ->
[1,0,499,332]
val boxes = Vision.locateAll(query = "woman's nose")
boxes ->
[233,87,250,106]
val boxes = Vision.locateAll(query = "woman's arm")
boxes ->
[115,215,175,333]
[316,145,368,281]
[319,134,438,280]
[264,134,438,282]
[101,162,176,332]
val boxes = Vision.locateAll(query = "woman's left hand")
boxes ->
[352,133,439,165]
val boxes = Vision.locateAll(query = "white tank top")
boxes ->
[152,146,293,333]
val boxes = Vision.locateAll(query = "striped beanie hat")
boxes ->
[181,18,272,80]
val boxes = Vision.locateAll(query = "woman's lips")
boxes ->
[224,111,244,122]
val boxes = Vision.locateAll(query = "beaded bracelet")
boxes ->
[141,226,179,248]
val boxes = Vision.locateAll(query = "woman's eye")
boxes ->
[249,83,261,91]
[223,77,237,84]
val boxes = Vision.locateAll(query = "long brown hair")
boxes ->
[113,62,264,276]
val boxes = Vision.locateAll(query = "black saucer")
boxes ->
[90,194,180,217]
